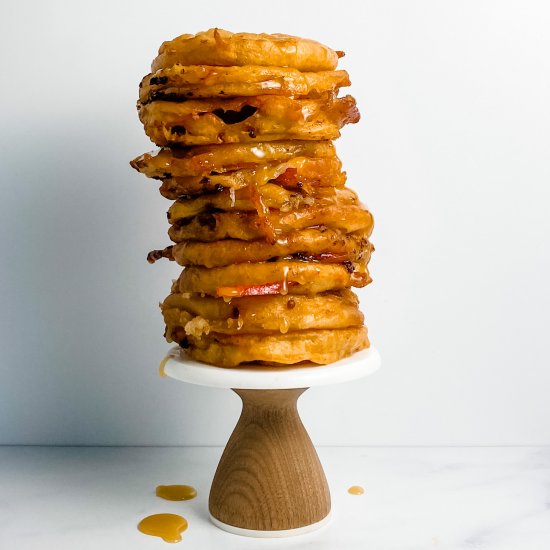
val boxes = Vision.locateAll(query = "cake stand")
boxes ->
[162,345,381,538]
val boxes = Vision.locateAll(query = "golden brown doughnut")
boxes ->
[138,95,359,146]
[154,229,372,267]
[168,204,374,242]
[130,140,335,179]
[151,29,342,73]
[171,327,369,367]
[175,261,372,297]
[167,185,359,219]
[161,289,364,336]
[140,65,350,102]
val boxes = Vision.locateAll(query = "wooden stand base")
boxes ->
[162,346,381,537]
[209,388,331,534]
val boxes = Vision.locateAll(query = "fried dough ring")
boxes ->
[160,229,372,267]
[158,157,345,198]
[130,141,335,179]
[162,289,364,336]
[172,327,369,367]
[151,29,341,73]
[138,95,359,146]
[167,185,359,219]
[168,204,374,242]
[176,261,371,297]
[140,65,350,102]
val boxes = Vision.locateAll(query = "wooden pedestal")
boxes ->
[209,388,331,533]
[161,346,381,537]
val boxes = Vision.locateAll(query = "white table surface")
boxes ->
[1,446,549,549]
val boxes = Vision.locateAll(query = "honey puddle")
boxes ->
[159,356,169,377]
[156,484,197,501]
[348,485,365,495]
[138,513,188,543]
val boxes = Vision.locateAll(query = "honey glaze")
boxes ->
[279,316,290,334]
[281,266,290,295]
[348,485,365,495]
[138,513,188,543]
[248,181,276,242]
[159,356,170,377]
[156,484,197,501]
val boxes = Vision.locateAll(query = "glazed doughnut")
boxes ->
[138,95,359,146]
[174,261,371,297]
[151,28,342,72]
[140,65,350,102]
[130,140,335,179]
[171,327,369,367]
[167,204,373,243]
[161,289,364,336]
[150,228,372,268]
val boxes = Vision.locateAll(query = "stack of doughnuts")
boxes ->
[130,29,374,367]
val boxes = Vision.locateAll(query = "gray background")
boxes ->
[1,0,549,445]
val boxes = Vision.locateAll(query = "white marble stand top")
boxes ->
[162,346,381,389]
[1,446,548,549]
